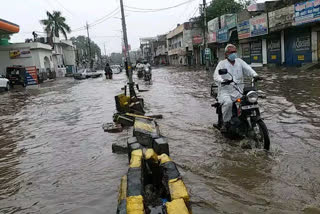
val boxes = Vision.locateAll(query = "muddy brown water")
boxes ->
[0,67,319,214]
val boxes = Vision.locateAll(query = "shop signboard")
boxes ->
[9,49,31,59]
[25,66,38,85]
[269,5,294,32]
[294,0,320,25]
[192,35,203,45]
[237,20,250,39]
[295,35,311,51]
[217,28,229,43]
[267,38,281,64]
[250,14,268,37]
[207,18,219,43]
[207,32,217,43]
[225,14,237,29]
[250,40,262,63]
[241,43,251,64]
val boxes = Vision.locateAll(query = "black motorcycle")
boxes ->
[143,67,152,82]
[211,69,270,150]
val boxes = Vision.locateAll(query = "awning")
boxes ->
[0,18,20,34]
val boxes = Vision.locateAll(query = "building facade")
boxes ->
[167,23,192,65]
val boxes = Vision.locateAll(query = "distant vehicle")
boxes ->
[0,75,10,91]
[73,68,102,80]
[144,67,152,82]
[111,65,122,74]
[6,66,28,87]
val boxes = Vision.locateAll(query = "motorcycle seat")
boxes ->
[211,102,220,108]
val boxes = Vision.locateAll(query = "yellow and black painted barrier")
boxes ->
[116,118,191,214]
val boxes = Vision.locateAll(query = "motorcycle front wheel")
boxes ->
[253,120,270,150]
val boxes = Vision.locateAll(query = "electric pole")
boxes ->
[202,0,209,70]
[86,22,92,67]
[119,0,135,97]
[104,43,107,56]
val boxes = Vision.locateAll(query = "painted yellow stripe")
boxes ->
[169,178,190,202]
[134,120,154,133]
[126,113,153,120]
[127,195,144,214]
[118,175,127,203]
[166,198,189,214]
[158,154,172,165]
[129,149,143,168]
[144,148,158,163]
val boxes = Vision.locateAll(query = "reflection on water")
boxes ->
[0,68,320,213]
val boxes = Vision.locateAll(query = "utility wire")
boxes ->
[124,0,196,12]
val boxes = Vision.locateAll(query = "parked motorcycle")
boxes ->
[144,67,152,82]
[211,69,270,150]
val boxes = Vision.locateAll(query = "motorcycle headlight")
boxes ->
[247,91,258,103]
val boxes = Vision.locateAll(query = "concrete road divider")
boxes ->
[166,198,189,214]
[153,137,169,156]
[168,178,189,202]
[117,176,127,214]
[126,195,144,214]
[129,149,143,168]
[133,118,160,147]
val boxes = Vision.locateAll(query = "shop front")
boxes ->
[285,27,312,66]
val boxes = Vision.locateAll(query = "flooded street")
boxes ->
[1,67,320,213]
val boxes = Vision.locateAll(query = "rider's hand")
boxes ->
[253,76,264,81]
[221,79,233,86]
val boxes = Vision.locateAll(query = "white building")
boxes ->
[0,42,53,78]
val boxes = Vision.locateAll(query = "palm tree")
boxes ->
[40,11,71,40]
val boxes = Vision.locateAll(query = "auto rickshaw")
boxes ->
[6,66,27,87]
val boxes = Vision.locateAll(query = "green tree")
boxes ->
[70,35,101,62]
[207,0,250,21]
[40,11,71,39]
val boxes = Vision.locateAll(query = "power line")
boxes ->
[51,0,75,17]
[124,0,196,12]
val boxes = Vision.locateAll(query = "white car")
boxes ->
[0,75,10,91]
[74,69,102,80]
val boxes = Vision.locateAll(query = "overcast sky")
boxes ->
[3,0,202,54]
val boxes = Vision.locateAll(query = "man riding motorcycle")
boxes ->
[213,44,259,132]
[104,63,113,79]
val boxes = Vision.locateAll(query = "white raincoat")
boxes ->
[213,58,258,122]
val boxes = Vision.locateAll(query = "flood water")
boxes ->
[0,67,320,213]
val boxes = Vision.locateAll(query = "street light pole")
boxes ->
[119,0,135,97]
[86,22,93,68]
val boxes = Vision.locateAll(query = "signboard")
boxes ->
[217,28,229,43]
[250,14,268,37]
[221,14,237,29]
[269,5,294,32]
[250,41,262,63]
[207,17,218,43]
[237,20,250,40]
[9,49,31,59]
[208,18,219,32]
[294,0,320,25]
[267,38,281,64]
[225,14,237,29]
[192,35,203,45]
[25,66,38,85]
[295,35,311,51]
[207,32,217,43]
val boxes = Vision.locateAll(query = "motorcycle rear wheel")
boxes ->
[254,120,270,150]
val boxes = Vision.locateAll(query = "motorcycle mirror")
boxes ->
[218,69,228,75]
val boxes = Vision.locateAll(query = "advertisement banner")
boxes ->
[237,20,250,39]
[9,49,31,59]
[192,35,203,45]
[208,17,219,32]
[250,14,268,37]
[268,5,294,31]
[294,0,320,25]
[207,32,217,43]
[217,28,229,43]
[225,14,237,29]
[295,35,311,51]
[25,66,38,85]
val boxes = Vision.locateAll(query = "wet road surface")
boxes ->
[0,67,320,213]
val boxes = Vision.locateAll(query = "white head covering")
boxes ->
[225,44,236,53]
